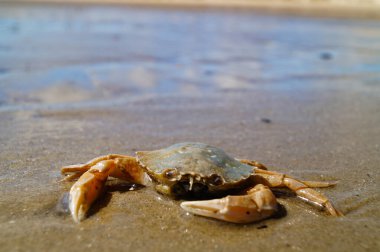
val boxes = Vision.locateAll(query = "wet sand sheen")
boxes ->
[0,3,379,252]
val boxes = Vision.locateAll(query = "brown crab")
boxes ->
[61,142,343,223]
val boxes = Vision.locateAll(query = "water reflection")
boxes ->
[0,4,380,108]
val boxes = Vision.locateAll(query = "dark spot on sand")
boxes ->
[320,52,333,60]
[257,224,267,229]
[261,118,272,124]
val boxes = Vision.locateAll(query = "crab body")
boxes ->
[61,142,343,223]
[137,142,255,198]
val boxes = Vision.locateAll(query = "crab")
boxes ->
[61,142,343,223]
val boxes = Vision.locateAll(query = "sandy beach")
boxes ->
[0,2,379,251]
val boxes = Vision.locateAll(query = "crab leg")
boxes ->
[61,154,133,181]
[239,160,336,188]
[254,169,343,216]
[62,156,145,222]
[238,159,268,170]
[181,184,278,224]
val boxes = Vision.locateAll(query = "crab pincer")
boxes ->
[181,184,278,223]
[62,156,146,222]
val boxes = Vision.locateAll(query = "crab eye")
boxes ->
[163,169,178,180]
[208,174,223,186]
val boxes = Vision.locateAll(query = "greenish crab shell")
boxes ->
[136,142,256,198]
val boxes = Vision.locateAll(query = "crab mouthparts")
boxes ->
[170,179,209,198]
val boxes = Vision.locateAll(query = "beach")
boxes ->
[0,2,379,251]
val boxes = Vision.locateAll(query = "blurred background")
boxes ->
[1,0,380,109]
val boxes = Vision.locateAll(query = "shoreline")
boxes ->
[1,0,380,20]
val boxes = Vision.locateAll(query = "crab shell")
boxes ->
[136,142,256,198]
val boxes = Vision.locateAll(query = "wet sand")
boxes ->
[1,3,380,252]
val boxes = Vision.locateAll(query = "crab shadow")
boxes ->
[272,203,287,219]
[62,180,288,223]
[87,181,145,219]
[87,184,289,222]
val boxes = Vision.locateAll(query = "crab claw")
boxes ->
[180,184,278,223]
[69,161,113,222]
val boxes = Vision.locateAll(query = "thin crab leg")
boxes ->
[239,159,336,188]
[61,154,132,181]
[238,159,268,170]
[301,180,338,188]
[62,155,145,222]
[254,168,343,216]
[181,184,278,224]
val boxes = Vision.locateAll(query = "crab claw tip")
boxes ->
[181,198,225,217]
[181,197,261,224]
[69,185,92,223]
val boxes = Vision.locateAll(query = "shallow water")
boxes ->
[0,3,379,252]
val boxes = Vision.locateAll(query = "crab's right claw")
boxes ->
[63,155,146,223]
[181,184,278,224]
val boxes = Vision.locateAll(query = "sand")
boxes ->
[0,2,379,252]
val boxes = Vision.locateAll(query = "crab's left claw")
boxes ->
[180,184,278,223]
